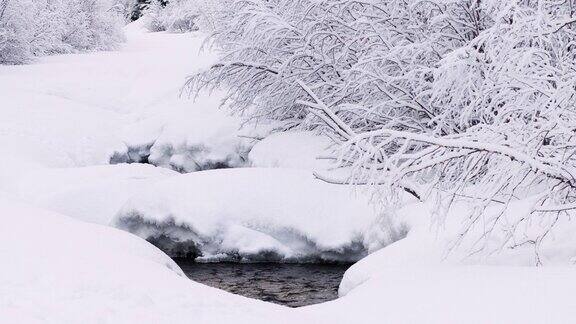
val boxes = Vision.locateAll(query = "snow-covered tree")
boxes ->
[0,0,125,65]
[188,0,576,262]
[145,0,216,33]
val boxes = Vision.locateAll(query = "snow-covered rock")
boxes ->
[113,168,404,262]
[248,131,334,170]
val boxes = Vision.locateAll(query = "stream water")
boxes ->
[175,260,352,308]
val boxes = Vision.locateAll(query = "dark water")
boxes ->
[175,260,351,307]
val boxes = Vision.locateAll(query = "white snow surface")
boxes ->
[3,196,575,324]
[309,265,576,324]
[0,197,288,324]
[0,18,247,172]
[113,168,397,262]
[9,164,178,224]
[339,199,576,297]
[248,131,334,170]
[108,20,252,172]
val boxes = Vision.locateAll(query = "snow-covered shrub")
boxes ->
[0,0,34,64]
[111,0,138,22]
[188,0,576,262]
[187,0,492,128]
[145,0,206,33]
[0,0,125,65]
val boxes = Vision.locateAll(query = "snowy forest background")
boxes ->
[1,0,576,322]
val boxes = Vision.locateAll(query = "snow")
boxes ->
[108,19,251,172]
[0,17,246,173]
[113,168,401,262]
[111,92,251,172]
[308,266,576,324]
[3,195,575,324]
[248,131,334,170]
[9,164,177,224]
[0,197,288,324]
[1,17,575,324]
[338,199,576,297]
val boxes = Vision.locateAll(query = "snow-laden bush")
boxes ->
[0,0,34,64]
[188,0,576,262]
[0,0,124,65]
[146,0,206,33]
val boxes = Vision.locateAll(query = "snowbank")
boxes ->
[339,199,576,297]
[2,196,576,324]
[304,265,576,324]
[113,168,403,262]
[107,21,253,173]
[110,91,251,173]
[10,164,177,225]
[328,200,576,323]
[248,131,334,170]
[0,20,246,173]
[0,197,288,324]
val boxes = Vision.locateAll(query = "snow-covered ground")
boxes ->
[9,164,177,224]
[0,18,248,172]
[3,195,575,324]
[248,131,334,170]
[0,197,288,324]
[1,19,575,324]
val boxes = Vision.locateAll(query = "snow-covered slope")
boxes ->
[305,265,576,324]
[10,164,178,224]
[339,199,576,299]
[113,168,403,262]
[3,196,575,324]
[0,18,247,172]
[248,131,334,170]
[0,197,290,324]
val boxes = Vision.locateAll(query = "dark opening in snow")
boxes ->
[175,260,351,308]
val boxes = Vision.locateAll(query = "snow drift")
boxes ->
[248,131,333,170]
[0,197,288,324]
[109,92,251,173]
[10,164,177,224]
[3,195,576,324]
[113,168,406,262]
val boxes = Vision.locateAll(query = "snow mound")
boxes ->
[2,192,575,324]
[0,87,123,168]
[113,168,403,262]
[11,164,177,225]
[0,197,286,324]
[110,92,251,173]
[339,199,576,297]
[305,265,576,324]
[249,131,334,170]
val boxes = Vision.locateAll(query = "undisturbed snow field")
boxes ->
[1,20,575,324]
